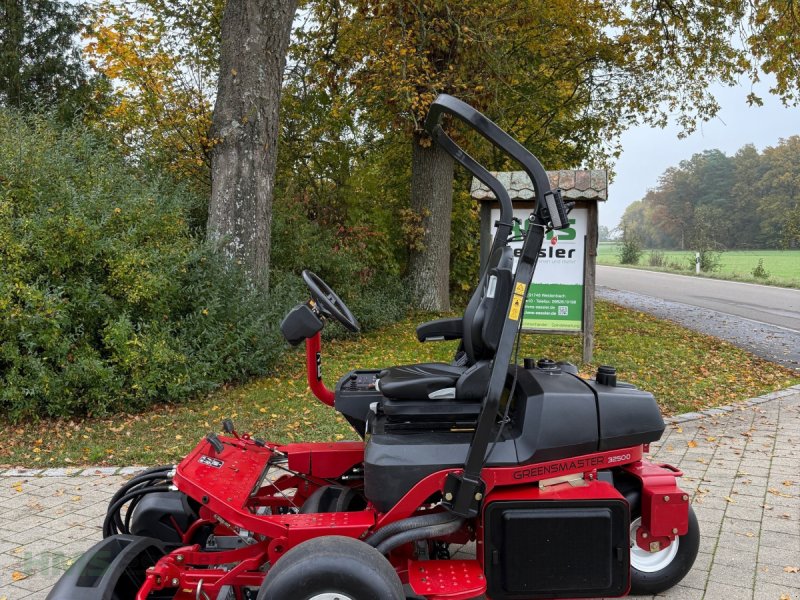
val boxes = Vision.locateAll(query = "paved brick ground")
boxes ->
[1,387,798,600]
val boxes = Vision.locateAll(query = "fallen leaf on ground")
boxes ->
[687,440,698,448]
[11,572,26,581]
[784,566,799,573]
[768,488,793,498]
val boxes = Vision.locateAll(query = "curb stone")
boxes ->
[663,383,800,425]
[1,384,798,478]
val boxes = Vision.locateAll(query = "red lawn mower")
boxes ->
[48,95,699,600]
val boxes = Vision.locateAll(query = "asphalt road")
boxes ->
[597,266,800,331]
[596,266,800,371]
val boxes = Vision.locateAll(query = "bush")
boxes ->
[751,258,770,279]
[0,112,300,421]
[618,232,643,265]
[648,250,666,267]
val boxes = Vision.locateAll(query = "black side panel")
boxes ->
[363,428,518,512]
[514,368,599,465]
[484,500,629,599]
[46,535,168,600]
[129,491,197,545]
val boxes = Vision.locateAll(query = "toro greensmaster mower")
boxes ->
[48,95,699,600]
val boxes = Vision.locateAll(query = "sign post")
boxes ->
[472,170,607,363]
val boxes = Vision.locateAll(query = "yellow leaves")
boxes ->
[11,571,27,582]
[12,482,22,493]
[687,440,698,448]
[768,488,793,499]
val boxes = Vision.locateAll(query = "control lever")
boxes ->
[222,418,239,438]
[206,433,224,454]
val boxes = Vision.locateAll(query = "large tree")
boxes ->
[0,0,90,111]
[206,0,298,288]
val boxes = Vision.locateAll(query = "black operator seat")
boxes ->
[376,245,515,401]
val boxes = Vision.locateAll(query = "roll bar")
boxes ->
[424,96,569,518]
[424,94,555,219]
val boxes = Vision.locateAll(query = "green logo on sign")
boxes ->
[513,218,576,241]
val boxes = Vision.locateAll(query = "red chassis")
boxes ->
[135,431,689,600]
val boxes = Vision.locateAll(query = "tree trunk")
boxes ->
[207,0,297,288]
[408,132,454,311]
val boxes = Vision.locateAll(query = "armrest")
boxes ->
[416,318,464,342]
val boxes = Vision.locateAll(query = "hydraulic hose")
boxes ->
[105,470,173,537]
[107,466,173,507]
[375,517,465,555]
[103,484,173,537]
[365,511,457,548]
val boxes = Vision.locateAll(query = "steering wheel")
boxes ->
[301,270,360,333]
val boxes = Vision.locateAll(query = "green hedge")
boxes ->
[0,112,304,420]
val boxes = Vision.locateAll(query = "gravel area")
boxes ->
[598,287,800,372]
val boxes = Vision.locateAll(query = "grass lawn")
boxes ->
[1,301,796,468]
[597,244,800,288]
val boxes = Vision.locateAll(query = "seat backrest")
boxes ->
[462,245,515,364]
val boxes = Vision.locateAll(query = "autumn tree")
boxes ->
[305,0,762,311]
[753,137,800,247]
[621,136,800,250]
[85,0,222,190]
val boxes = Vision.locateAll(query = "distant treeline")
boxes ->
[620,137,800,250]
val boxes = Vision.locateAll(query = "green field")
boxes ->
[597,244,800,287]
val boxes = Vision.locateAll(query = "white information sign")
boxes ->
[491,207,587,331]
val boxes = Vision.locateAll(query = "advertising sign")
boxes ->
[491,207,587,332]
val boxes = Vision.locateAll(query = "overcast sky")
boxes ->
[601,78,800,230]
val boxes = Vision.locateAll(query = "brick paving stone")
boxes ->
[0,388,796,600]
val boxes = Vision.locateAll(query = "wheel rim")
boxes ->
[307,594,354,600]
[630,517,680,572]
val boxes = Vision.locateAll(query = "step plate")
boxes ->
[407,559,486,600]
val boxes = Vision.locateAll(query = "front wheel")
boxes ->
[629,505,700,595]
[257,536,405,600]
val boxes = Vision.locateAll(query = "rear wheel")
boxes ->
[257,536,404,600]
